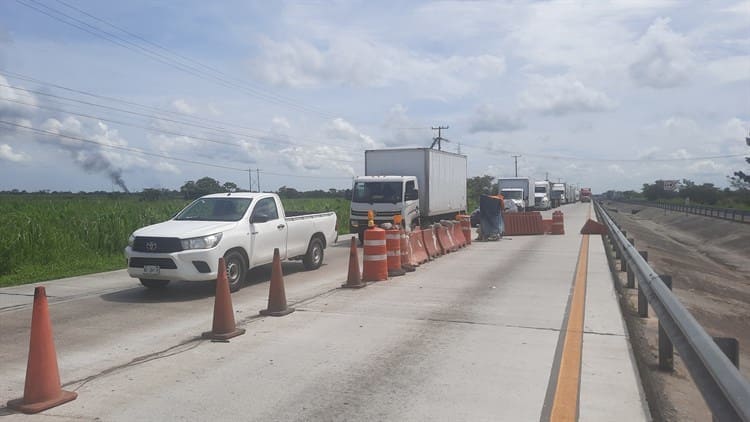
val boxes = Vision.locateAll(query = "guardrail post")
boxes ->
[713,337,740,369]
[625,238,635,280]
[658,274,673,371]
[638,251,649,317]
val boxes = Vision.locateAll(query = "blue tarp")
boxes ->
[479,194,504,239]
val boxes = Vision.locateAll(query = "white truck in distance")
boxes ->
[498,177,535,212]
[534,180,552,210]
[349,148,467,242]
[551,183,566,208]
[125,192,338,292]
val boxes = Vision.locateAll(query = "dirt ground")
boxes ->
[599,201,750,421]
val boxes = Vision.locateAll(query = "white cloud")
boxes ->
[706,55,750,83]
[324,117,380,149]
[249,36,505,97]
[607,164,625,175]
[630,18,695,88]
[381,104,430,147]
[172,99,195,115]
[520,75,616,115]
[0,73,37,119]
[469,104,524,133]
[278,144,355,176]
[0,144,28,162]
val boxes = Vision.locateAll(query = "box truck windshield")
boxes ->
[535,186,546,193]
[500,190,523,200]
[353,181,402,204]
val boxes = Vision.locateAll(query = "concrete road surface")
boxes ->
[0,203,648,421]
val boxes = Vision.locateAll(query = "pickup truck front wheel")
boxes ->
[303,237,324,270]
[223,250,247,292]
[140,279,170,289]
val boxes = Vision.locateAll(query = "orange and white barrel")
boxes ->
[385,227,406,276]
[362,227,388,281]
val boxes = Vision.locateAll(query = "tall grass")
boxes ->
[0,194,349,286]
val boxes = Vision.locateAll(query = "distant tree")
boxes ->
[729,132,749,188]
[180,177,225,199]
[222,181,238,192]
[277,185,300,198]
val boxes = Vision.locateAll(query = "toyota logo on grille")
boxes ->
[145,241,158,252]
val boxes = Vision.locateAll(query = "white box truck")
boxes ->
[551,182,566,207]
[497,177,535,211]
[349,148,467,241]
[534,180,552,210]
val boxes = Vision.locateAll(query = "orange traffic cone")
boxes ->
[7,287,77,414]
[342,237,366,288]
[260,248,295,316]
[202,257,246,341]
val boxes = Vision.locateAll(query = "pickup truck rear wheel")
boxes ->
[223,250,247,292]
[303,237,324,270]
[140,279,170,289]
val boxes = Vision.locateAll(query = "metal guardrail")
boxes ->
[610,199,749,223]
[594,200,750,421]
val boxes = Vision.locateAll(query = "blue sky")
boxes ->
[0,0,748,193]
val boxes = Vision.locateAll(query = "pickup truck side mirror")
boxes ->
[251,215,270,223]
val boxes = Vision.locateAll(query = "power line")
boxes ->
[0,119,355,180]
[458,142,745,163]
[0,95,360,165]
[0,81,365,161]
[16,0,336,119]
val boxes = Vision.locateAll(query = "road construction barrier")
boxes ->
[435,223,451,254]
[259,248,295,316]
[503,212,545,236]
[7,287,77,414]
[385,227,406,276]
[204,257,247,338]
[460,220,472,245]
[543,219,553,234]
[363,227,388,281]
[399,227,416,272]
[408,229,429,265]
[551,211,565,235]
[342,237,366,288]
[451,220,466,247]
[422,226,441,259]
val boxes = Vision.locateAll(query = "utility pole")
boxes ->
[512,155,521,177]
[256,169,261,192]
[248,168,253,192]
[430,125,449,150]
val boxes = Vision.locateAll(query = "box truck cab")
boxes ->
[497,177,535,212]
[551,183,566,208]
[534,181,551,210]
[349,148,467,242]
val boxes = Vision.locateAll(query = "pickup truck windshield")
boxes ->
[500,190,523,200]
[174,198,253,221]
[352,181,403,204]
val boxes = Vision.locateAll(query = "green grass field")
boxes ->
[0,195,349,287]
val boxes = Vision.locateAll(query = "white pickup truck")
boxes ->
[124,192,338,292]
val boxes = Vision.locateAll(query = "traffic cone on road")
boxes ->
[202,257,246,341]
[260,248,295,316]
[7,287,77,414]
[342,237,366,288]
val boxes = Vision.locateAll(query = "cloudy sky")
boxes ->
[0,0,748,193]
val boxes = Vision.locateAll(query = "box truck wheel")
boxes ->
[140,279,170,289]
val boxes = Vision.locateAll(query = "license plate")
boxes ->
[143,265,160,275]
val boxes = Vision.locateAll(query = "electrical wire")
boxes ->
[0,119,355,180]
[16,0,336,119]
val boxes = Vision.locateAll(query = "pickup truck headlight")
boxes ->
[128,233,135,247]
[180,233,223,250]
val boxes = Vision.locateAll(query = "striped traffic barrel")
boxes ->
[362,227,388,281]
[385,227,406,276]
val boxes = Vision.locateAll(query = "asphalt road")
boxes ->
[0,203,647,421]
